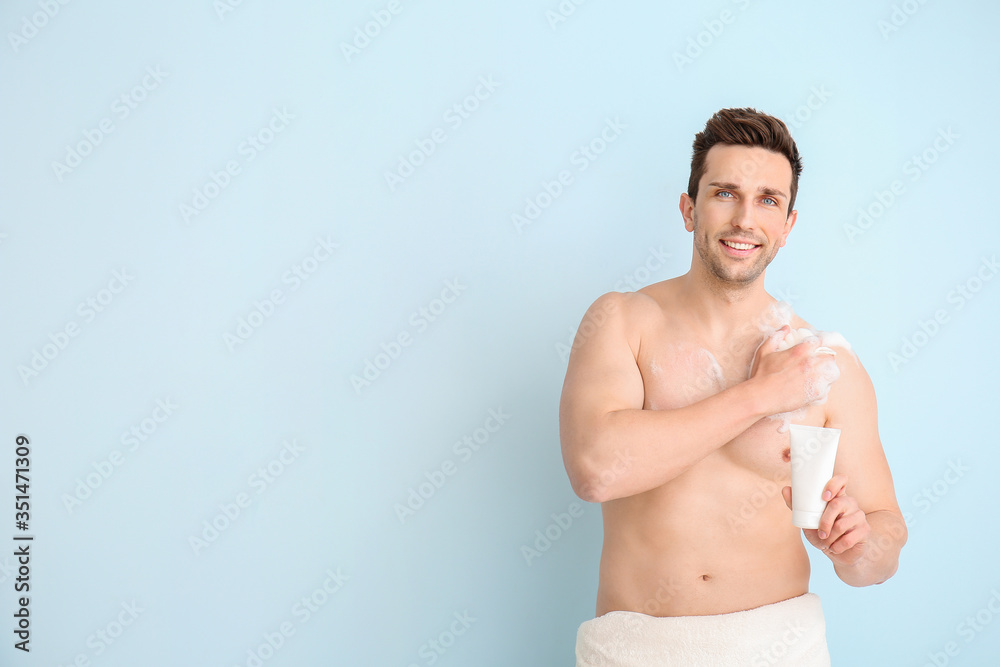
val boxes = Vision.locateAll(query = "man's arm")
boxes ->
[787,348,907,586]
[559,291,832,503]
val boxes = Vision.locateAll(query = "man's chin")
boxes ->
[710,261,766,286]
[713,249,775,284]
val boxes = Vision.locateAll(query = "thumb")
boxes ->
[781,485,792,510]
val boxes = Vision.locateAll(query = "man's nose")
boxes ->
[730,200,756,230]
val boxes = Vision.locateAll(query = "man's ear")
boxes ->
[779,208,798,247]
[679,193,695,232]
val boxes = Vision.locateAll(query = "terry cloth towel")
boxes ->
[575,592,830,667]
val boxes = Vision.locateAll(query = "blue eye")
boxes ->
[763,197,777,206]
[717,191,733,198]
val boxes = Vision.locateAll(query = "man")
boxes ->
[559,108,907,666]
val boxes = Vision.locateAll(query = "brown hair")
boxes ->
[687,107,803,216]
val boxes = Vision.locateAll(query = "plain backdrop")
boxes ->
[2,1,998,665]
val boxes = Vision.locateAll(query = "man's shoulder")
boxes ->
[588,279,679,320]
[576,283,676,357]
[579,292,656,348]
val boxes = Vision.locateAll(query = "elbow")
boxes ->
[565,444,633,504]
[881,560,900,584]
[573,472,610,504]
[566,457,608,504]
[562,415,634,504]
[562,423,606,503]
[563,437,612,503]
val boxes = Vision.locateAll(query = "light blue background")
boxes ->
[2,1,998,665]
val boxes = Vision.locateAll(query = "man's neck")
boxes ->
[676,265,774,342]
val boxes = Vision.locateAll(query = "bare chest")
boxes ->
[638,335,807,481]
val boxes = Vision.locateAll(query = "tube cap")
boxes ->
[792,509,823,529]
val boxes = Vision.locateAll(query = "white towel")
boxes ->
[575,592,830,666]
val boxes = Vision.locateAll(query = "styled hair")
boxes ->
[687,108,803,216]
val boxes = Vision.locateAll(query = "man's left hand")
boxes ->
[782,474,871,566]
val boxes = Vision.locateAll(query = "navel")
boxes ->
[782,448,791,463]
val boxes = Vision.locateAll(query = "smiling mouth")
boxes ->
[720,239,761,251]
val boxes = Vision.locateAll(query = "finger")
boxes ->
[828,520,870,555]
[820,509,854,546]
[828,526,869,556]
[817,495,856,540]
[802,529,834,554]
[824,528,859,556]
[822,474,848,502]
[796,336,821,350]
[781,485,792,510]
[820,499,865,547]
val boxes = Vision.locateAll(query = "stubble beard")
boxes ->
[692,209,780,288]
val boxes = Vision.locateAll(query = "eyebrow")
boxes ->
[708,181,788,201]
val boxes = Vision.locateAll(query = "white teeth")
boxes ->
[722,240,756,250]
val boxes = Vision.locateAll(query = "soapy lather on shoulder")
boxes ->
[750,302,856,432]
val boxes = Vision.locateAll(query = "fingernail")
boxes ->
[818,531,827,539]
[823,491,832,501]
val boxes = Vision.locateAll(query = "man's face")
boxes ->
[680,144,797,287]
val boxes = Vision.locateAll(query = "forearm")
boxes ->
[833,509,908,587]
[576,379,772,502]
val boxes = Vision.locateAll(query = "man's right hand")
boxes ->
[749,325,841,415]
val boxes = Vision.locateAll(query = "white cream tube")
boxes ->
[788,425,841,529]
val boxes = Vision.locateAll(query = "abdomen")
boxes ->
[595,456,810,617]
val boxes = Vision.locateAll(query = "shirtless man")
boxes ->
[560,108,907,665]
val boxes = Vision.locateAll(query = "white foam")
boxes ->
[649,346,728,409]
[680,347,728,403]
[754,302,856,432]
[814,331,853,353]
[769,407,807,433]
[756,301,795,334]
[695,347,727,390]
